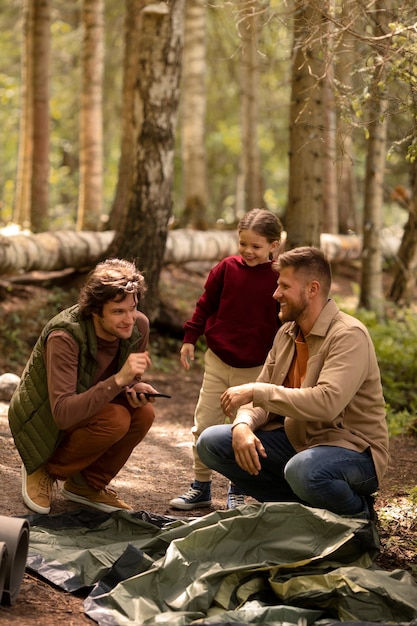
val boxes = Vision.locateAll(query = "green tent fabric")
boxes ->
[25,503,417,626]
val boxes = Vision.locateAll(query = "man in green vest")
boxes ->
[9,258,160,515]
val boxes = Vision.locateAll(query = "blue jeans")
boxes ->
[197,425,378,518]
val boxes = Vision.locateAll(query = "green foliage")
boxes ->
[410,486,417,505]
[1,1,417,228]
[201,2,291,220]
[353,307,417,437]
[0,281,191,377]
[0,285,79,373]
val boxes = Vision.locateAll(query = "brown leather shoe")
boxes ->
[61,477,133,513]
[22,465,55,514]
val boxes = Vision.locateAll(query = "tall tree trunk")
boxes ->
[286,0,327,249]
[77,0,104,231]
[337,132,359,233]
[359,0,390,315]
[108,0,141,231]
[108,0,184,322]
[388,194,417,306]
[30,0,50,233]
[237,0,263,214]
[322,1,338,235]
[388,97,417,305]
[322,68,338,234]
[14,0,34,229]
[335,0,359,234]
[180,0,209,229]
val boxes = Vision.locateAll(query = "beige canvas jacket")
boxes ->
[233,299,389,485]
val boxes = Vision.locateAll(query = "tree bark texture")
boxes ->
[109,0,185,322]
[388,201,417,306]
[286,0,327,249]
[322,2,338,236]
[238,0,264,212]
[359,0,390,314]
[77,0,104,231]
[108,0,142,231]
[335,0,359,234]
[30,0,51,233]
[180,0,209,229]
[14,0,34,229]
[0,228,401,277]
[387,29,417,307]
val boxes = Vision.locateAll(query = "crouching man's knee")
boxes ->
[197,424,233,469]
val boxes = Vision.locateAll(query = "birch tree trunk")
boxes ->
[108,0,185,322]
[0,229,378,276]
[180,0,209,229]
[77,0,104,231]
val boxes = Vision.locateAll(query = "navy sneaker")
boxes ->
[169,481,212,510]
[227,484,245,509]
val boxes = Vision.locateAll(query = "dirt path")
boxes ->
[1,359,416,624]
[0,264,416,624]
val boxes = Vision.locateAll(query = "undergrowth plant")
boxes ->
[350,306,417,437]
[0,286,79,372]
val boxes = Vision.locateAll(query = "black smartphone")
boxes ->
[143,392,171,399]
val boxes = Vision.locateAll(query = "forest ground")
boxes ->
[0,263,416,625]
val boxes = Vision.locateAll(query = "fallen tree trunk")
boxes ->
[0,229,241,275]
[0,228,401,276]
[0,230,115,274]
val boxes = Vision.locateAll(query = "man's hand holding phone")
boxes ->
[125,385,171,407]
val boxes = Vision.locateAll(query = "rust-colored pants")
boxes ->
[46,399,155,490]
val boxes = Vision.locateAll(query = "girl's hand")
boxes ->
[180,343,195,370]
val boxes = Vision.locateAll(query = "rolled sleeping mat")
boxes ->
[0,542,8,604]
[0,515,30,605]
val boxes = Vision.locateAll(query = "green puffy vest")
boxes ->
[8,304,142,474]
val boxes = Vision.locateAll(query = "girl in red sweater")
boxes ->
[169,209,283,510]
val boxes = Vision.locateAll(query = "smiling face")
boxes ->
[273,266,310,325]
[238,228,279,267]
[92,292,139,341]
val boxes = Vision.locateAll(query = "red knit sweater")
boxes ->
[183,256,280,368]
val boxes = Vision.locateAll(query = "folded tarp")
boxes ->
[25,502,417,626]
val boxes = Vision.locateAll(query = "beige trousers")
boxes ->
[192,348,263,482]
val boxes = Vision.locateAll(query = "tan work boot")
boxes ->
[22,465,55,514]
[61,477,133,513]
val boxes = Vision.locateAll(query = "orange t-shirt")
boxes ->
[285,328,308,389]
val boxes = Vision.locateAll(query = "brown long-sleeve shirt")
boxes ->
[44,312,149,430]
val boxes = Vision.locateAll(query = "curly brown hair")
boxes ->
[78,258,147,318]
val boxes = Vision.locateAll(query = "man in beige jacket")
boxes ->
[197,246,389,519]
